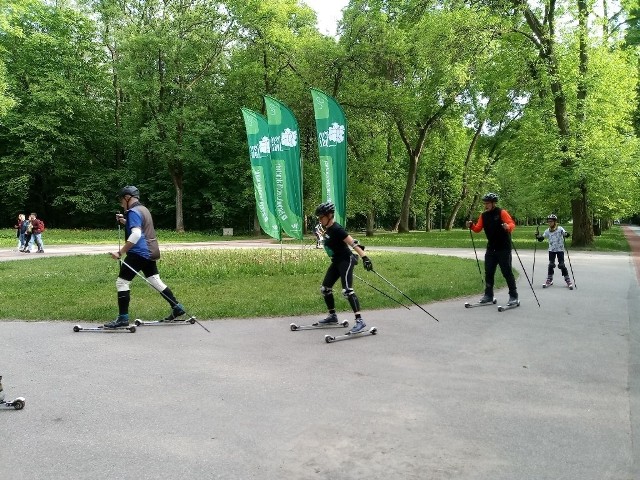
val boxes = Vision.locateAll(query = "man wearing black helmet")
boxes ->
[535,214,572,288]
[104,186,186,328]
[466,193,519,306]
[315,201,372,334]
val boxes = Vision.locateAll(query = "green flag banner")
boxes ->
[241,108,281,240]
[264,96,303,240]
[311,88,347,226]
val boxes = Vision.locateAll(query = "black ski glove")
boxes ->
[564,232,571,238]
[362,256,373,271]
[535,235,544,242]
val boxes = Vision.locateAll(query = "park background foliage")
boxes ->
[0,0,639,245]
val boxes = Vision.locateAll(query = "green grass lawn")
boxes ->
[0,249,501,322]
[0,224,626,321]
[0,224,628,251]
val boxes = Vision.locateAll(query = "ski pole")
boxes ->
[469,225,484,285]
[510,239,541,308]
[354,272,411,310]
[370,270,440,322]
[532,224,539,286]
[564,238,577,289]
[119,258,211,333]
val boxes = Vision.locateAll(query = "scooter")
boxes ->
[0,376,25,410]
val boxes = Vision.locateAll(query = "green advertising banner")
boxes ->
[310,88,347,227]
[264,96,303,240]
[241,108,281,240]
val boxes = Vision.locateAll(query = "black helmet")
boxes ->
[482,192,499,202]
[118,186,140,199]
[547,214,558,221]
[315,202,335,216]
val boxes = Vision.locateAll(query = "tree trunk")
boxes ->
[425,200,433,232]
[253,214,261,236]
[398,152,419,233]
[172,173,185,233]
[570,182,593,246]
[366,210,375,237]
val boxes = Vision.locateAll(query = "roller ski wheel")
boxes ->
[324,327,377,343]
[290,320,349,331]
[1,397,26,410]
[464,298,497,308]
[73,324,136,333]
[498,301,520,312]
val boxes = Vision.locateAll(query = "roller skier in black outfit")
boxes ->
[315,202,373,334]
[466,193,519,306]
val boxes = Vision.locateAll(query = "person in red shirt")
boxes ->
[466,193,518,305]
[23,213,44,253]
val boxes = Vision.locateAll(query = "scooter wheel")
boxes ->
[13,399,25,410]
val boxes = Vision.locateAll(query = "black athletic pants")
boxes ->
[484,248,518,298]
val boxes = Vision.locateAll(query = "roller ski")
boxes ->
[73,315,136,333]
[497,297,520,312]
[325,318,377,343]
[135,317,197,327]
[0,376,25,410]
[465,295,497,308]
[291,313,349,331]
[73,324,136,333]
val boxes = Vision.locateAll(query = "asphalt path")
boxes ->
[1,231,639,480]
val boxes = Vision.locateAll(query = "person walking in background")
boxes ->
[106,186,186,328]
[24,213,45,253]
[20,215,32,253]
[466,192,519,306]
[14,214,25,251]
[536,214,572,288]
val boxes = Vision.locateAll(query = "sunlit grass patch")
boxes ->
[0,249,501,322]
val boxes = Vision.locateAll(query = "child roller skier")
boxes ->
[535,214,572,288]
[106,186,186,328]
[315,202,373,334]
[466,192,519,306]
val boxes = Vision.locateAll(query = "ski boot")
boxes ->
[349,318,367,334]
[318,313,339,325]
[543,277,553,288]
[507,296,519,306]
[163,304,186,322]
[104,314,129,329]
[478,294,494,304]
[565,276,574,290]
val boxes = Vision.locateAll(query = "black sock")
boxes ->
[162,287,179,308]
[117,291,130,316]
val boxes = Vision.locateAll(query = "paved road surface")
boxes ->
[0,232,639,479]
